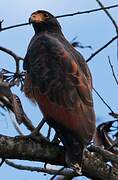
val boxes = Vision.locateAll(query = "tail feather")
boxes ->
[57,130,85,174]
[46,118,85,174]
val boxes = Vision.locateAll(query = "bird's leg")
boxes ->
[65,153,82,175]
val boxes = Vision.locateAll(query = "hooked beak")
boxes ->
[29,13,46,24]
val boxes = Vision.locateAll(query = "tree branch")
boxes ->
[0,22,29,32]
[5,160,75,177]
[12,94,35,131]
[0,5,118,32]
[0,134,117,179]
[56,4,118,18]
[83,150,118,180]
[5,161,75,179]
[108,56,118,86]
[0,134,65,165]
[96,1,118,31]
[0,46,23,61]
[88,145,118,163]
[93,87,114,113]
[96,0,118,67]
[86,35,118,62]
[0,46,24,85]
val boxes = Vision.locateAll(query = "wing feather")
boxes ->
[23,34,93,109]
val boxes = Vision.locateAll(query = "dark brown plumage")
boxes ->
[23,10,96,173]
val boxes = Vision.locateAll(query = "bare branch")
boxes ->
[0,158,5,166]
[12,94,35,131]
[88,145,118,164]
[0,82,35,132]
[0,22,29,32]
[0,20,4,30]
[0,134,65,165]
[108,56,118,86]
[83,150,118,180]
[0,46,23,87]
[0,5,118,32]
[5,160,75,177]
[96,0,118,68]
[86,35,118,62]
[50,167,66,180]
[0,46,23,61]
[109,112,118,119]
[0,81,13,111]
[56,4,118,18]
[9,112,23,135]
[0,72,45,137]
[93,87,114,113]
[0,134,117,179]
[96,1,118,31]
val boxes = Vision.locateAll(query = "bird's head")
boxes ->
[29,10,61,34]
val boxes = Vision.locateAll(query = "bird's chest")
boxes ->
[36,93,79,129]
[29,50,66,95]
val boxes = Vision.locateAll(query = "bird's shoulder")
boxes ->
[27,32,64,51]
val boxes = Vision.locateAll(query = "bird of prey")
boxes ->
[23,10,96,174]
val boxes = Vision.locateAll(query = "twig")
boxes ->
[0,46,23,62]
[0,5,118,32]
[28,118,46,141]
[88,145,118,164]
[97,122,113,149]
[109,112,118,119]
[47,126,52,140]
[86,35,118,62]
[0,22,29,32]
[9,111,23,135]
[0,158,5,166]
[0,20,4,30]
[12,94,45,134]
[12,94,35,130]
[108,56,118,86]
[108,142,118,151]
[5,160,76,177]
[55,4,118,18]
[96,1,118,32]
[50,167,65,180]
[96,0,118,73]
[0,46,23,86]
[93,87,114,113]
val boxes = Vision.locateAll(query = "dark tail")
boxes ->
[57,131,84,174]
[46,118,85,174]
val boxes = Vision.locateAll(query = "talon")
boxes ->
[72,163,82,175]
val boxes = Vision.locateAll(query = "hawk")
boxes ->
[23,10,96,173]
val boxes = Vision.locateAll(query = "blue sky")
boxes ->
[0,0,118,179]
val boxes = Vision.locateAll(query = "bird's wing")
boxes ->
[23,34,93,109]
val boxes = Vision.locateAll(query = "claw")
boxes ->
[71,163,82,175]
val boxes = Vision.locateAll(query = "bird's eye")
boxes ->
[43,13,49,18]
